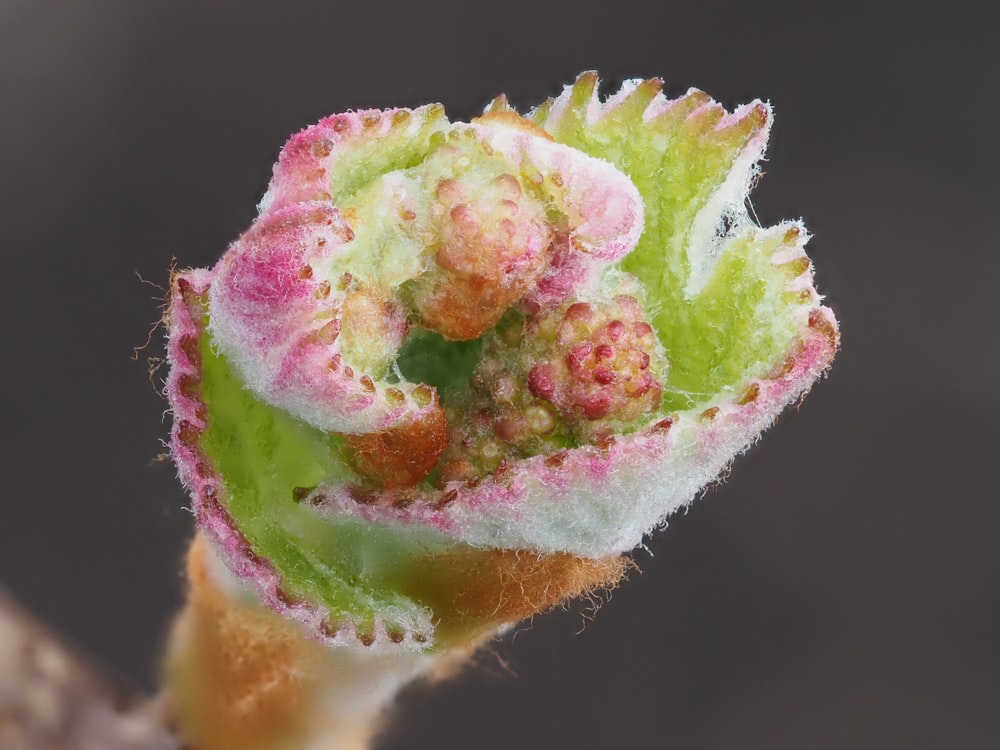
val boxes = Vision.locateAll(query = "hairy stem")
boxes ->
[164,536,477,750]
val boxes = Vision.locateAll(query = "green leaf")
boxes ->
[531,74,809,410]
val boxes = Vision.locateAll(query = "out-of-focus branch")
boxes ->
[0,588,177,750]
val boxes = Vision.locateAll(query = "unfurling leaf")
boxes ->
[167,73,838,651]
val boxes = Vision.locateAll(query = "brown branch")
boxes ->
[0,588,178,750]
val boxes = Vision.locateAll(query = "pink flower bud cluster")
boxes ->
[437,292,666,481]
[526,295,665,437]
[409,139,554,341]
[438,313,567,482]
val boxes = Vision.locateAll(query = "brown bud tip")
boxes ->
[345,401,449,489]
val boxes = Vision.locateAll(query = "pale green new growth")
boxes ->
[529,76,801,410]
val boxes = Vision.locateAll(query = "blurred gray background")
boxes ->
[1,1,996,748]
